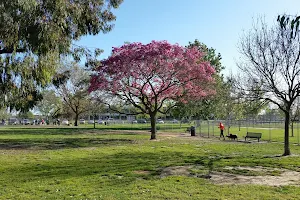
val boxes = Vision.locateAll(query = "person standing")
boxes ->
[218,122,225,139]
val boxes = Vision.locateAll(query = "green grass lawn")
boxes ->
[74,121,300,144]
[0,127,300,199]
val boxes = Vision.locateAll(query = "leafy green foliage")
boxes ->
[18,111,34,119]
[171,40,229,120]
[0,0,123,55]
[0,0,123,111]
[187,39,224,73]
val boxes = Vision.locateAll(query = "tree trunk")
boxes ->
[283,111,291,156]
[150,113,156,140]
[74,113,79,126]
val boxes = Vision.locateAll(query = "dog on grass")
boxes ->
[226,133,238,140]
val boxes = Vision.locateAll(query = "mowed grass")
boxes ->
[0,127,300,199]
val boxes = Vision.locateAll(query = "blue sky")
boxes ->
[77,0,300,76]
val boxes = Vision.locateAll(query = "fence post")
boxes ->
[213,119,215,136]
[269,120,271,142]
[199,120,202,137]
[195,120,199,136]
[207,120,210,138]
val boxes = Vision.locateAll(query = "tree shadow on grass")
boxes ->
[2,150,216,187]
[0,127,145,136]
[0,128,100,135]
[0,138,134,150]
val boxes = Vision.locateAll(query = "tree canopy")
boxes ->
[238,17,300,156]
[0,0,123,111]
[56,63,91,126]
[170,40,228,120]
[90,40,215,139]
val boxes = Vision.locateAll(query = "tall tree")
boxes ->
[171,40,229,120]
[0,0,123,111]
[238,17,300,156]
[89,41,215,139]
[56,64,91,126]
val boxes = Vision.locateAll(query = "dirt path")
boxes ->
[160,165,300,186]
[210,166,300,186]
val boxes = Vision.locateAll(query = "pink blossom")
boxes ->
[89,41,215,138]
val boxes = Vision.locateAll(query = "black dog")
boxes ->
[226,134,238,140]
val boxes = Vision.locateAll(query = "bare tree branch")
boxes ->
[237,16,300,156]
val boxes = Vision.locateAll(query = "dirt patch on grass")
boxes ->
[160,165,300,186]
[160,166,194,177]
[210,170,300,186]
[133,170,151,175]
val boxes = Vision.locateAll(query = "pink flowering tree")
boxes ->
[89,41,215,139]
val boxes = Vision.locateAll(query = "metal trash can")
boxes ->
[190,126,195,136]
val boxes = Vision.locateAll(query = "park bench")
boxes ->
[245,132,262,142]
